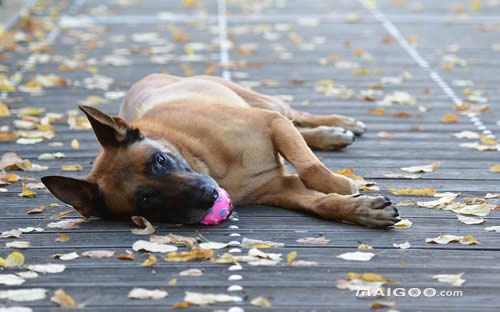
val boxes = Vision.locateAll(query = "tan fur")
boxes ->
[107,74,400,226]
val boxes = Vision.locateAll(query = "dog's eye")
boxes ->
[155,154,166,166]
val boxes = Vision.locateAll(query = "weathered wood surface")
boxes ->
[1,0,499,311]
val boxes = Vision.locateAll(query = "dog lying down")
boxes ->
[41,74,400,227]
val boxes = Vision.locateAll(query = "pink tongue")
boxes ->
[200,187,233,225]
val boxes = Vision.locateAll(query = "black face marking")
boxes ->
[148,151,192,178]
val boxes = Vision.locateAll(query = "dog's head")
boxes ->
[41,106,220,224]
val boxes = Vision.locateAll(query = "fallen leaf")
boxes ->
[131,216,156,235]
[371,301,397,308]
[132,240,178,253]
[484,226,500,232]
[460,142,499,151]
[377,131,392,138]
[388,188,436,196]
[392,112,412,118]
[432,273,465,286]
[451,203,492,216]
[179,268,203,276]
[0,274,26,285]
[393,219,413,228]
[1,229,23,238]
[0,252,25,267]
[71,139,80,149]
[172,302,191,308]
[48,210,74,219]
[128,288,168,300]
[0,288,47,302]
[184,291,238,305]
[51,289,76,308]
[47,219,87,229]
[149,234,198,248]
[441,114,459,123]
[383,173,421,179]
[368,107,385,115]
[18,184,36,198]
[55,233,70,242]
[401,161,440,173]
[337,251,375,261]
[27,205,46,214]
[481,135,498,145]
[6,241,30,249]
[296,237,330,244]
[117,251,135,261]
[453,130,480,139]
[358,244,373,249]
[396,200,415,206]
[426,234,479,245]
[417,193,459,209]
[164,248,213,262]
[198,242,229,249]
[82,250,115,258]
[16,271,38,279]
[490,165,500,173]
[141,255,157,267]
[250,296,272,307]
[485,193,500,199]
[457,215,485,224]
[241,237,284,248]
[53,252,79,261]
[27,264,66,274]
[393,241,411,249]
[60,164,83,171]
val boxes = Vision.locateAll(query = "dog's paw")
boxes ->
[348,195,400,227]
[309,126,355,150]
[340,118,366,136]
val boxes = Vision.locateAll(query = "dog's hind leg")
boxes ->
[254,175,400,227]
[194,75,366,137]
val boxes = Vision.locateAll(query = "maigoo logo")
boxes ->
[355,287,463,297]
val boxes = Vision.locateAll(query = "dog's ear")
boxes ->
[79,105,142,147]
[41,176,98,218]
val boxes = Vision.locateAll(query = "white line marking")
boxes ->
[217,0,231,80]
[361,0,497,141]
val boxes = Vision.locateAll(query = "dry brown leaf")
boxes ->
[149,234,198,248]
[48,210,75,219]
[117,252,135,261]
[371,301,396,309]
[142,255,157,267]
[441,114,459,123]
[392,112,412,118]
[296,237,330,244]
[368,107,385,115]
[388,188,436,196]
[426,234,479,245]
[55,233,70,242]
[164,248,214,262]
[131,216,156,235]
[60,164,83,171]
[241,237,284,248]
[27,205,45,214]
[51,289,76,308]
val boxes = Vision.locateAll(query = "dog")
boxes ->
[41,74,400,227]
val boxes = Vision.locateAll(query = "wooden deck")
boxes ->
[1,0,499,311]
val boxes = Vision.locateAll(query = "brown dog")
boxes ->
[42,74,400,226]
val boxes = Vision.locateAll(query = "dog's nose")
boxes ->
[201,185,219,202]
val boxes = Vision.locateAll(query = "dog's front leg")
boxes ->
[255,175,400,227]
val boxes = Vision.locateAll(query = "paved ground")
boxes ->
[0,0,499,311]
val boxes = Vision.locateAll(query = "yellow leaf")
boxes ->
[141,255,157,267]
[358,244,373,249]
[168,278,177,285]
[490,165,500,173]
[183,0,198,7]
[377,131,392,138]
[471,0,482,10]
[0,258,4,267]
[335,168,364,180]
[61,164,83,171]
[368,107,385,115]
[441,114,459,123]
[164,248,213,262]
[56,233,70,242]
[388,188,436,196]
[5,251,24,267]
[0,102,10,117]
[287,251,297,265]
[253,244,271,248]
[7,173,19,182]
[18,183,36,197]
[480,135,498,145]
[345,272,398,283]
[172,302,191,308]
[352,69,370,75]
[393,219,413,228]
